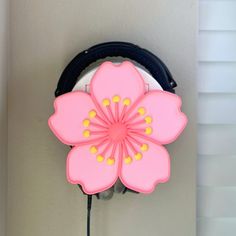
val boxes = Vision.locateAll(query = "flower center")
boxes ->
[82,95,153,165]
[108,122,127,142]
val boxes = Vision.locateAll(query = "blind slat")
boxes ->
[198,187,236,217]
[198,94,236,124]
[198,155,236,186]
[198,218,236,236]
[198,125,236,155]
[200,1,236,31]
[198,62,236,93]
[199,32,236,61]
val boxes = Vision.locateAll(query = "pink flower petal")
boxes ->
[90,61,145,106]
[119,143,170,194]
[127,90,187,144]
[67,146,119,194]
[48,91,96,146]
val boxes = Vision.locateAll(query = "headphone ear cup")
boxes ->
[97,187,114,200]
[96,180,126,200]
[114,179,126,193]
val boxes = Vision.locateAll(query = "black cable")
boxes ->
[87,195,92,236]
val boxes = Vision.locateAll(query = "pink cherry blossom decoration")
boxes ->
[48,61,187,194]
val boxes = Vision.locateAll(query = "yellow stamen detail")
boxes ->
[123,98,131,106]
[138,107,146,115]
[90,146,98,154]
[124,156,132,164]
[83,119,90,127]
[140,144,149,152]
[145,127,152,135]
[89,110,97,118]
[112,95,120,103]
[96,155,104,162]
[102,98,110,107]
[145,116,152,124]
[83,130,90,138]
[107,158,115,165]
[134,152,143,160]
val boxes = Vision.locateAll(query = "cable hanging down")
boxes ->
[87,195,93,236]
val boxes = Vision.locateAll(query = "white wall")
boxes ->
[8,1,197,236]
[198,1,236,236]
[0,0,8,236]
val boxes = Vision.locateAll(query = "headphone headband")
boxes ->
[55,42,177,97]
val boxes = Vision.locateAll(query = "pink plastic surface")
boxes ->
[48,61,187,194]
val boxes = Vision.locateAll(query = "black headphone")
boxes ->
[54,42,178,235]
[55,41,177,199]
[55,41,177,97]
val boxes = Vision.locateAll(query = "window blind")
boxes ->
[198,1,236,236]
